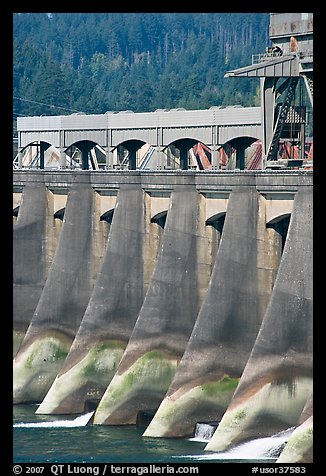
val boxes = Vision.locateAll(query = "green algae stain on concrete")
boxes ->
[36,340,126,414]
[13,336,71,403]
[94,349,179,424]
[107,349,178,405]
[80,340,126,381]
[277,418,313,463]
[144,375,240,437]
[24,341,68,369]
[205,377,313,452]
[288,427,313,452]
[201,375,239,397]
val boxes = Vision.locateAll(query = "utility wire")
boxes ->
[13,96,84,113]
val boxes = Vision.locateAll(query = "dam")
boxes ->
[13,12,313,464]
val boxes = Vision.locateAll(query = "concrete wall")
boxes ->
[144,187,277,438]
[205,186,313,453]
[13,179,59,355]
[93,182,213,425]
[12,170,313,462]
[13,174,107,403]
[36,184,156,414]
[277,392,313,463]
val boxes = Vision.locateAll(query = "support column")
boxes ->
[105,147,115,170]
[179,145,189,170]
[236,145,246,170]
[300,123,305,161]
[18,149,23,169]
[128,148,137,170]
[156,128,164,170]
[59,130,66,169]
[60,149,66,168]
[39,142,49,169]
[211,125,219,170]
[302,74,313,109]
[211,145,219,170]
[80,144,89,170]
[261,77,276,169]
[39,144,44,170]
[155,146,165,170]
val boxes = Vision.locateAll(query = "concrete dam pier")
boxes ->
[13,169,313,462]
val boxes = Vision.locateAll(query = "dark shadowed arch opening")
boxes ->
[206,212,226,232]
[205,212,226,268]
[223,136,260,170]
[65,140,100,170]
[17,141,53,169]
[151,211,168,229]
[170,138,200,170]
[13,206,20,218]
[267,213,291,252]
[117,139,147,170]
[54,208,65,221]
[100,209,115,224]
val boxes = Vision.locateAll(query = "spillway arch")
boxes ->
[16,132,262,171]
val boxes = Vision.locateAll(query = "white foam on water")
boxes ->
[189,422,218,442]
[13,411,94,428]
[184,427,295,461]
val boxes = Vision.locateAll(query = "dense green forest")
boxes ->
[13,12,269,121]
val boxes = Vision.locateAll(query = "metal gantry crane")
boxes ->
[224,13,313,170]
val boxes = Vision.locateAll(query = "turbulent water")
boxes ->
[13,405,287,464]
[186,426,294,461]
[13,411,95,428]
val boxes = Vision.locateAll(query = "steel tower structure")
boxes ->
[225,13,313,169]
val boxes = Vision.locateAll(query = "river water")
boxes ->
[13,405,286,465]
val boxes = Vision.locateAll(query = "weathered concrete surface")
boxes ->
[12,169,313,195]
[13,180,58,356]
[93,184,213,425]
[12,170,312,444]
[277,392,313,463]
[13,173,105,404]
[36,184,155,414]
[205,186,313,453]
[144,187,277,438]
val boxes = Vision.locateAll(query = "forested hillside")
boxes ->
[13,12,269,118]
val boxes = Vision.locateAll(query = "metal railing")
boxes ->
[252,51,283,64]
[252,49,313,65]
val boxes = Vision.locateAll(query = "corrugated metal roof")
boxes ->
[17,107,261,132]
[224,54,300,78]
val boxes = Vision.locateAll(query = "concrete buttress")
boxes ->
[13,180,58,356]
[276,392,313,463]
[36,184,154,414]
[13,173,105,404]
[144,186,276,438]
[93,183,212,425]
[205,186,313,452]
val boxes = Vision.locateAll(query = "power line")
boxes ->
[13,96,84,113]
